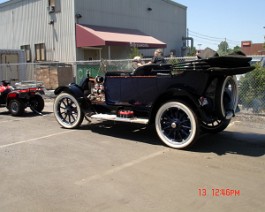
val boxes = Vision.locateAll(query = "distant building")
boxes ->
[0,0,187,62]
[241,41,265,55]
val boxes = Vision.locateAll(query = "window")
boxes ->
[20,45,31,62]
[48,0,55,7]
[48,0,61,13]
[35,43,46,61]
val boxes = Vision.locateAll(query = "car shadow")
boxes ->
[23,111,53,117]
[79,121,265,157]
[79,121,161,146]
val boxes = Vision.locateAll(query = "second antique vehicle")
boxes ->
[0,80,45,116]
[53,53,254,149]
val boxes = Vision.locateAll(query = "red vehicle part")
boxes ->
[0,81,45,116]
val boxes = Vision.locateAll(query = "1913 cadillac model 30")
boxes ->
[53,54,254,149]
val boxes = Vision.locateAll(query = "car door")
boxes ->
[104,75,157,106]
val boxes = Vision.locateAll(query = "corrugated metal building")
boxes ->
[0,0,187,62]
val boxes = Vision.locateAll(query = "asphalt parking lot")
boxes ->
[0,99,264,212]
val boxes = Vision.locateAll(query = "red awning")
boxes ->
[76,24,166,48]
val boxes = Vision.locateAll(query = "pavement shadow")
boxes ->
[191,131,265,157]
[80,121,265,157]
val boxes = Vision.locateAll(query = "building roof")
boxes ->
[76,24,167,49]
[162,0,187,9]
[0,0,187,9]
[241,41,265,55]
[0,0,19,8]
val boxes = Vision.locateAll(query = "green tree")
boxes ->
[129,47,141,58]
[217,40,232,55]
[233,45,241,52]
[239,63,265,112]
[187,46,197,56]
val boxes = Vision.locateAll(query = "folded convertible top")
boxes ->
[172,55,255,75]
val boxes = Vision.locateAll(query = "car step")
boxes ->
[91,113,149,125]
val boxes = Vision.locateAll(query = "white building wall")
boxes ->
[75,0,187,57]
[0,0,76,62]
[0,0,186,61]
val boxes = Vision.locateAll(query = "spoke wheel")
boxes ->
[155,101,199,149]
[201,119,231,133]
[53,93,84,129]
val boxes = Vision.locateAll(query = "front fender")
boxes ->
[54,84,91,111]
[6,91,20,106]
[7,91,19,99]
[54,84,84,99]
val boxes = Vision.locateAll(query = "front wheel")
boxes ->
[155,101,199,149]
[53,92,84,129]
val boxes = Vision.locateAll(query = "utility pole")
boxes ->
[263,26,265,44]
[225,38,227,53]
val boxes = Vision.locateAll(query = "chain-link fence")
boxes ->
[237,62,265,117]
[1,57,264,117]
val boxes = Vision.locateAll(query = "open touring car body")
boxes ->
[53,55,254,149]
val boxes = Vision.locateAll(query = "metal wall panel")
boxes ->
[75,0,187,56]
[0,0,186,61]
[0,0,76,62]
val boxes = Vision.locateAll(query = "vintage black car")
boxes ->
[53,55,254,149]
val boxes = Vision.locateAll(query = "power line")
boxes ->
[188,29,241,48]
[189,34,222,43]
[188,30,225,41]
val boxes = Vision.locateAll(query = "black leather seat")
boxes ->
[133,64,171,76]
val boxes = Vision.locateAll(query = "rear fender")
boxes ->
[155,88,199,108]
[150,88,201,123]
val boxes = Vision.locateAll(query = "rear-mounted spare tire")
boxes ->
[216,76,238,119]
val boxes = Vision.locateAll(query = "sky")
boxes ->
[0,0,264,51]
[174,0,265,50]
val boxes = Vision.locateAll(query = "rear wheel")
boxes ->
[155,101,199,149]
[53,93,84,129]
[201,119,231,133]
[30,94,45,113]
[8,99,25,116]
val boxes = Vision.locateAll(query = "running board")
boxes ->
[90,113,149,125]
